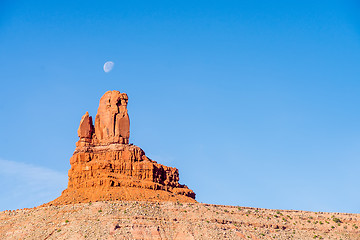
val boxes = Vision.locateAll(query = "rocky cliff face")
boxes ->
[48,90,195,205]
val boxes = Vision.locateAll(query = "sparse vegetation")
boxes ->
[332,217,341,223]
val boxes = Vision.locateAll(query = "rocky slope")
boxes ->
[1,201,359,240]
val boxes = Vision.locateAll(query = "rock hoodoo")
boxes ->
[48,90,195,205]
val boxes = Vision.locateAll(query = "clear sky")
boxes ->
[0,0,360,213]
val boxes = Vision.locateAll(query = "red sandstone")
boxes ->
[47,90,195,206]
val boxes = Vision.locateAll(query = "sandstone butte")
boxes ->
[46,90,195,206]
[2,91,360,240]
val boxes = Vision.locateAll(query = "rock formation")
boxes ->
[48,90,195,205]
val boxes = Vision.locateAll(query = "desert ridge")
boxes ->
[1,201,359,239]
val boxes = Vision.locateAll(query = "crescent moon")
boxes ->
[103,61,114,73]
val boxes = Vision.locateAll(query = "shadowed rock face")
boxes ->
[77,112,94,140]
[48,90,195,205]
[94,91,130,144]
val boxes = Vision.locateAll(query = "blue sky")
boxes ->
[0,0,360,213]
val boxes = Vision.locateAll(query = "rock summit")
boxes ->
[48,90,195,205]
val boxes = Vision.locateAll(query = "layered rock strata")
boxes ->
[48,90,195,205]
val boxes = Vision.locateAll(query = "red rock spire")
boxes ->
[76,90,130,150]
[77,112,94,140]
[94,90,130,145]
[47,90,195,205]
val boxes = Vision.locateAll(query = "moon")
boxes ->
[103,61,114,73]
